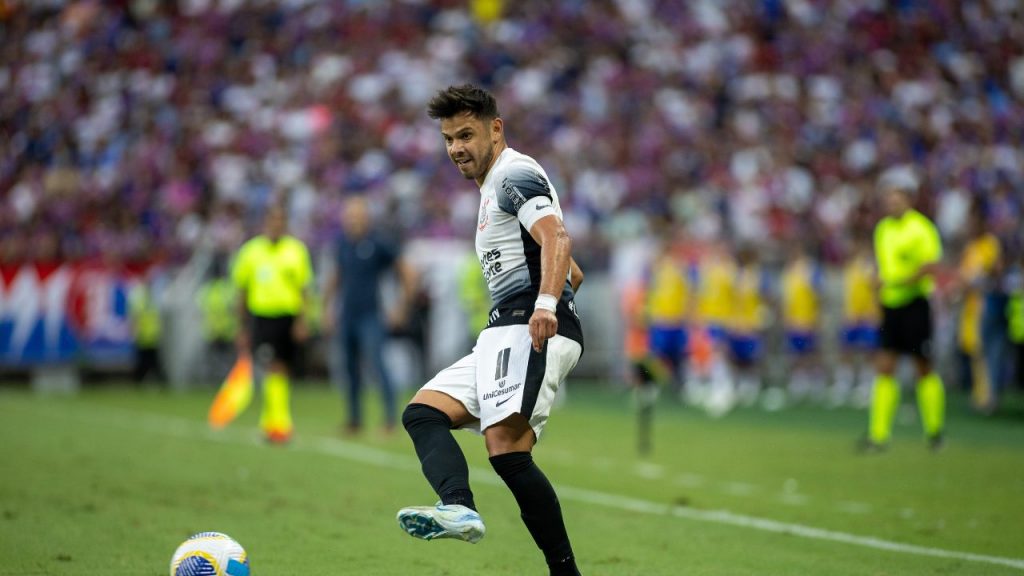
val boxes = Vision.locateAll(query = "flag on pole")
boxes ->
[208,353,254,429]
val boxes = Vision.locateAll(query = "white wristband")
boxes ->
[535,293,558,313]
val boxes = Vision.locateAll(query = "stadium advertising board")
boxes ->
[0,263,141,367]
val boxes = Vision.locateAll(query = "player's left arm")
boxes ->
[569,256,584,293]
[905,218,945,284]
[528,214,572,352]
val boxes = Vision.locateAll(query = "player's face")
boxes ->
[882,187,910,217]
[440,112,500,183]
[265,207,286,240]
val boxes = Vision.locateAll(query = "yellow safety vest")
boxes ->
[874,209,943,308]
[232,235,313,317]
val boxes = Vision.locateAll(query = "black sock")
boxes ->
[490,452,579,575]
[401,403,476,511]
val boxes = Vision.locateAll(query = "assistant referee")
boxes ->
[233,204,313,443]
[863,167,945,451]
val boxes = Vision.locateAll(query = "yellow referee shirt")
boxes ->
[232,235,313,317]
[874,209,942,309]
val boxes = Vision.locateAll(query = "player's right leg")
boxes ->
[863,348,899,451]
[398,358,485,544]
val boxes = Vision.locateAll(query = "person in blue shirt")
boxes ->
[323,196,416,435]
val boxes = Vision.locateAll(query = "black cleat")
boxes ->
[855,435,888,454]
[927,433,944,453]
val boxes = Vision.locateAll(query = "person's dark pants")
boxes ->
[133,346,163,384]
[982,293,1010,400]
[341,313,397,429]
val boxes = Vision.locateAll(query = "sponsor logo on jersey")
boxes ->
[483,381,522,401]
[479,248,503,281]
[501,178,527,211]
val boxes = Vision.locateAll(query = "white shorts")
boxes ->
[421,324,582,438]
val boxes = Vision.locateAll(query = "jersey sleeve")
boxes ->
[295,240,313,290]
[231,242,252,290]
[497,165,559,232]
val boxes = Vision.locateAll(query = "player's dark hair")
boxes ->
[427,84,499,121]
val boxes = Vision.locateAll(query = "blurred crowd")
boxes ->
[3,0,1024,403]
[3,0,1023,267]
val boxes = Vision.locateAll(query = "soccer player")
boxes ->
[689,241,735,408]
[643,237,691,395]
[232,204,313,444]
[780,241,823,403]
[396,85,585,576]
[835,239,880,408]
[727,244,769,406]
[862,168,945,451]
[956,207,1001,412]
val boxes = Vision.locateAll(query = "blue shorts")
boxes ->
[649,326,688,365]
[841,324,879,350]
[707,324,728,344]
[727,333,762,365]
[786,331,817,355]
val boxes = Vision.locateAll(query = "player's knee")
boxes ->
[484,417,535,457]
[489,450,533,479]
[401,403,452,433]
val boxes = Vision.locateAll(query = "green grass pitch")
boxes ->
[1,382,1023,575]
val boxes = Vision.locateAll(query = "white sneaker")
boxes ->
[396,503,485,544]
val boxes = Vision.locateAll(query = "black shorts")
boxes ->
[251,315,297,368]
[879,297,933,359]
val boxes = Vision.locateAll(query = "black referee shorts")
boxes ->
[251,315,297,368]
[879,297,933,359]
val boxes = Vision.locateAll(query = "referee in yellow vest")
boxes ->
[232,204,314,443]
[863,167,945,452]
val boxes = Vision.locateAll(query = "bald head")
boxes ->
[342,196,371,238]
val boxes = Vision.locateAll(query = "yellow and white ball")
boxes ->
[169,532,249,576]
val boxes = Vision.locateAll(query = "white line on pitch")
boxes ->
[11,401,1024,572]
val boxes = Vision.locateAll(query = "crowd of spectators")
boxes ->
[2,0,1023,269]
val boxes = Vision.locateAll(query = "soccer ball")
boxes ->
[169,532,250,576]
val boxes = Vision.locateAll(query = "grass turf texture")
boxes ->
[1,383,1023,575]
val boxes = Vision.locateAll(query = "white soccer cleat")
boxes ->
[396,503,486,544]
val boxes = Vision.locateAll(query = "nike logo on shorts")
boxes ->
[495,396,515,407]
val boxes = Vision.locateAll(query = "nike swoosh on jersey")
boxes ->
[495,395,516,407]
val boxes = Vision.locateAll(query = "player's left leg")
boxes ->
[911,297,945,450]
[397,357,486,544]
[257,316,295,443]
[260,360,293,443]
[914,356,945,450]
[486,415,580,576]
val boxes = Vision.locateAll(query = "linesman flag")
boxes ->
[208,353,254,429]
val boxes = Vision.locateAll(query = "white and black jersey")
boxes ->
[475,148,582,346]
